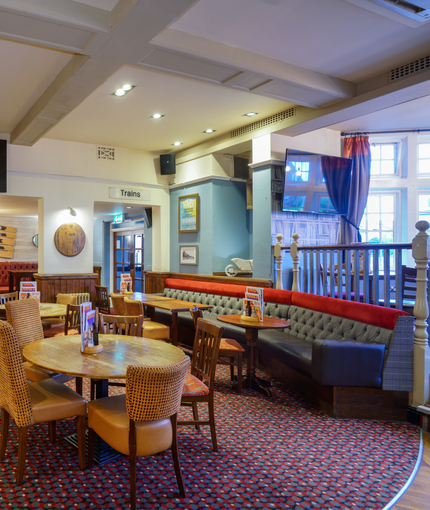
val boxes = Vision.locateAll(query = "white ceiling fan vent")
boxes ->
[231,108,295,138]
[389,55,430,82]
[97,146,115,161]
[343,0,430,25]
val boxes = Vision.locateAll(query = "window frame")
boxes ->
[359,190,400,244]
[368,140,401,178]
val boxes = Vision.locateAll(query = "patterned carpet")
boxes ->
[0,367,420,509]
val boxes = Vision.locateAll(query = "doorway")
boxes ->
[113,229,144,293]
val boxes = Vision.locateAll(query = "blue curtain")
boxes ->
[321,155,353,216]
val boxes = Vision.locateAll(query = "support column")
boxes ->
[411,220,430,407]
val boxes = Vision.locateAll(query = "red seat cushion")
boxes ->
[219,338,244,353]
[182,373,209,397]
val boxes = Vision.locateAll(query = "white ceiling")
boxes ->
[2,0,430,217]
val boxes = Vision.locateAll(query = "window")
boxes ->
[359,194,396,243]
[370,143,398,176]
[285,160,310,182]
[418,193,430,222]
[418,143,430,175]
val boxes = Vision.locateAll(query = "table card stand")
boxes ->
[241,286,264,322]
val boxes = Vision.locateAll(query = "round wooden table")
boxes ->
[0,302,67,318]
[22,333,186,398]
[217,315,290,396]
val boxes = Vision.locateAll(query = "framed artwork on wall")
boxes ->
[179,245,198,265]
[178,193,199,232]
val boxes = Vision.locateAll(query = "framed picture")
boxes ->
[178,193,199,233]
[179,245,198,265]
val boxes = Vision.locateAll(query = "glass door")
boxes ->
[114,229,145,293]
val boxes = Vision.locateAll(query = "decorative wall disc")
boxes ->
[54,223,85,257]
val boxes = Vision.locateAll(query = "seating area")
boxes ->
[0,262,38,293]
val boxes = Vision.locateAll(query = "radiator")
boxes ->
[67,292,91,305]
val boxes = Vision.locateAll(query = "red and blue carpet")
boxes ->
[0,367,420,509]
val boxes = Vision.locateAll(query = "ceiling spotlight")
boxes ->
[113,84,135,97]
[172,142,182,146]
[151,113,164,119]
[243,112,258,117]
[68,207,77,217]
[125,206,133,209]
[203,129,216,134]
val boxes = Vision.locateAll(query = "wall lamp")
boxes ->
[68,207,77,217]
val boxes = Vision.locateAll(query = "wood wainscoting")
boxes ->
[144,271,274,294]
[34,273,98,303]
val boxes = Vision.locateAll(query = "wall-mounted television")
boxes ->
[283,149,352,214]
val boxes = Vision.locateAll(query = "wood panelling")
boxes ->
[144,271,273,294]
[34,273,98,304]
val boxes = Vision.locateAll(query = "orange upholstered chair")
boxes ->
[87,357,190,507]
[179,318,224,451]
[190,307,244,394]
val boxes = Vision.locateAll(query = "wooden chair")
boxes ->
[179,318,224,451]
[0,320,86,485]
[91,314,145,399]
[95,285,111,315]
[5,298,71,383]
[87,356,190,507]
[0,291,18,318]
[190,307,244,394]
[400,265,427,314]
[42,293,78,329]
[124,296,171,341]
[43,300,80,337]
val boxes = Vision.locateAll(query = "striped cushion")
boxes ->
[182,373,209,397]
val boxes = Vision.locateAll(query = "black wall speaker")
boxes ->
[143,208,152,228]
[0,140,6,193]
[234,156,249,180]
[160,153,176,175]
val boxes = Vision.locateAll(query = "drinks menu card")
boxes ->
[243,286,264,322]
[120,273,132,294]
[80,302,94,353]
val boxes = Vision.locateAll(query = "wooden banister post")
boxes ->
[411,220,430,407]
[274,234,284,290]
[291,233,300,292]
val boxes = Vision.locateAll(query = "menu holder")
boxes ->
[83,344,103,354]
[240,315,260,322]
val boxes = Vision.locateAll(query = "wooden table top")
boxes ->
[22,333,186,380]
[131,292,173,303]
[133,293,212,312]
[217,314,290,330]
[0,302,67,318]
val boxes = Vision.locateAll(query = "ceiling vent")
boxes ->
[344,0,430,25]
[97,146,115,161]
[231,108,295,138]
[389,55,430,82]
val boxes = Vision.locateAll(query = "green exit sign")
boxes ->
[113,214,123,223]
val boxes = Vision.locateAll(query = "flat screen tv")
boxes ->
[283,149,353,214]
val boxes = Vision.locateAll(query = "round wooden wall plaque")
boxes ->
[54,223,86,257]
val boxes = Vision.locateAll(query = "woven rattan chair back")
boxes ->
[126,357,190,422]
[99,314,144,337]
[0,291,18,305]
[191,318,224,386]
[95,285,110,315]
[110,293,127,315]
[5,298,44,353]
[0,321,33,428]
[56,293,77,306]
[124,297,144,316]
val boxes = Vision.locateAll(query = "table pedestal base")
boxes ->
[246,375,273,397]
[64,430,122,465]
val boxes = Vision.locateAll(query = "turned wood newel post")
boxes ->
[291,233,300,292]
[411,220,430,407]
[274,234,284,290]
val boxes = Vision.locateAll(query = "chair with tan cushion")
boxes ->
[0,320,86,485]
[5,298,68,383]
[190,307,244,394]
[110,293,128,316]
[179,318,224,452]
[95,285,112,315]
[124,296,171,341]
[88,356,190,508]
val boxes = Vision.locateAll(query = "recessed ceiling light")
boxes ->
[151,113,164,119]
[172,142,182,146]
[125,206,133,209]
[243,112,258,117]
[203,129,216,134]
[112,84,135,97]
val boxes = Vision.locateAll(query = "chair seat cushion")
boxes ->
[30,378,86,423]
[88,394,172,456]
[142,321,170,340]
[219,337,244,353]
[182,373,209,397]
